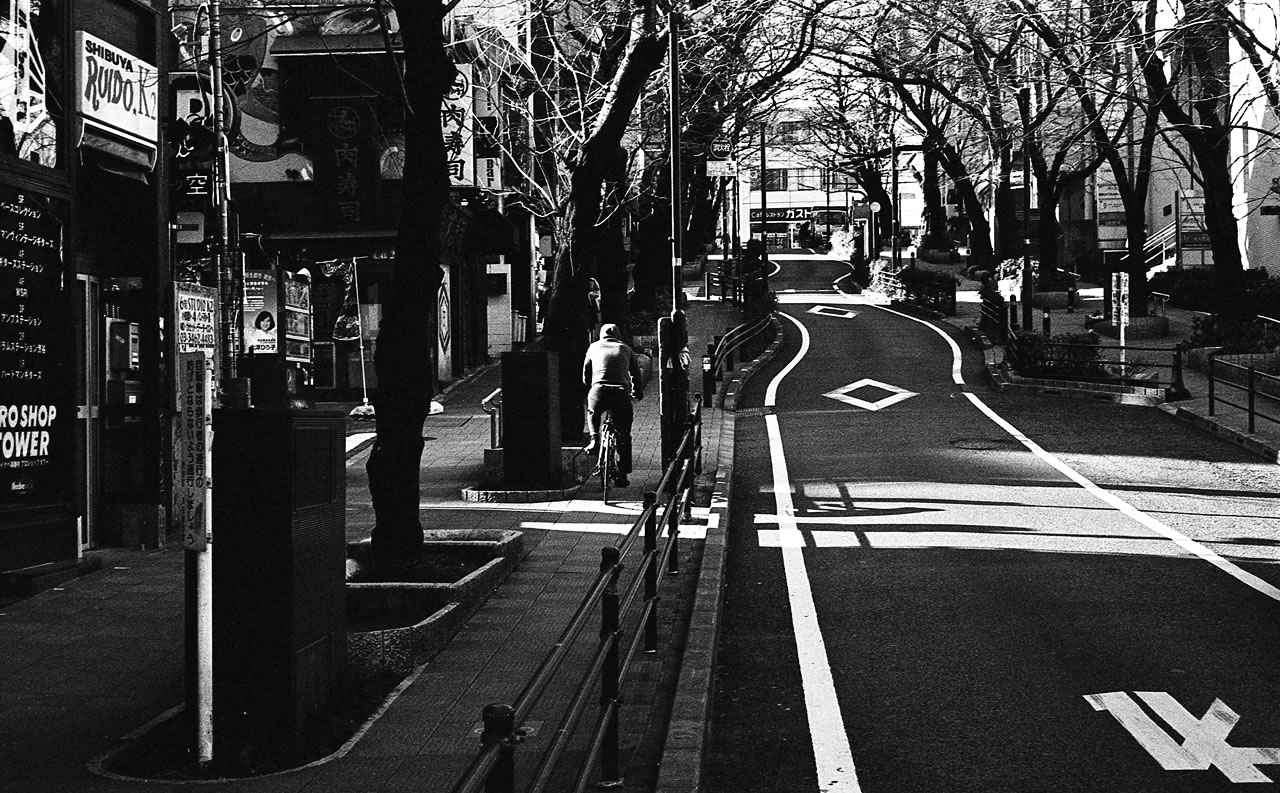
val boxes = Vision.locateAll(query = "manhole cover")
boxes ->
[950,437,1022,451]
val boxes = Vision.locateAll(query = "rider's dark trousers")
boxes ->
[586,384,633,474]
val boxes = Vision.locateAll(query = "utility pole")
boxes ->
[759,123,769,291]
[662,8,688,471]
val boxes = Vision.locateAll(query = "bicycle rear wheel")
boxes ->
[599,430,614,503]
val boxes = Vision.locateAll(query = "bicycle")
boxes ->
[595,412,619,504]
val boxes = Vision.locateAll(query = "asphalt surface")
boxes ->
[704,255,1280,792]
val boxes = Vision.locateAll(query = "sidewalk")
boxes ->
[0,297,745,793]
[901,255,1280,462]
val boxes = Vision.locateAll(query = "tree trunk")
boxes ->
[919,145,949,251]
[367,3,453,565]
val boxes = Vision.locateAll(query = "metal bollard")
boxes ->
[703,343,715,406]
[480,703,517,793]
[643,492,659,652]
[1248,366,1256,434]
[666,486,681,576]
[599,546,623,789]
[1042,310,1051,336]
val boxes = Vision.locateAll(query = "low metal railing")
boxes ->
[712,313,775,379]
[450,407,703,793]
[1209,357,1280,434]
[481,388,502,449]
[1004,337,1188,396]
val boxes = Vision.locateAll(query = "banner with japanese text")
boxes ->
[310,96,380,228]
[443,64,474,186]
[0,185,71,505]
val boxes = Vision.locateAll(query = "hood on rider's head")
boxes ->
[600,323,621,341]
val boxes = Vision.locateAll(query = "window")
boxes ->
[792,168,823,191]
[1,0,65,169]
[763,169,788,191]
[776,120,806,144]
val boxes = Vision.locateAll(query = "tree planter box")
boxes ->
[345,530,523,674]
[1095,316,1170,339]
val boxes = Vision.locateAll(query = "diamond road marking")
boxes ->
[808,305,858,319]
[823,378,918,411]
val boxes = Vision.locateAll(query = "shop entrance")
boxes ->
[75,274,102,551]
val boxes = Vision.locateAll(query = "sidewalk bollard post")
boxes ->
[1168,349,1190,401]
[1248,366,1256,434]
[480,703,516,793]
[666,485,680,575]
[1209,358,1216,416]
[692,405,703,477]
[599,546,623,789]
[644,492,659,652]
[1042,310,1051,336]
[703,346,714,407]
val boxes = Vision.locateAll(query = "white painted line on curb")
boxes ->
[765,312,862,792]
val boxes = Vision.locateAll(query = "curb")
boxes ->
[656,314,782,792]
[1158,403,1280,463]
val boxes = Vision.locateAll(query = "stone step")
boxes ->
[1,556,102,598]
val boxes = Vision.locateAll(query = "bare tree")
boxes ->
[366,0,456,564]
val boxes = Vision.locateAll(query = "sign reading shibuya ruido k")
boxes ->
[0,185,71,504]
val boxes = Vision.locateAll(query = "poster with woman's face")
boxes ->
[243,270,278,353]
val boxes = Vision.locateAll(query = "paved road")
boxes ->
[705,256,1280,792]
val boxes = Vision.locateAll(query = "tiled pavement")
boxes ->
[0,295,744,793]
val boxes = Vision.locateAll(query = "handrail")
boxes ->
[712,313,774,377]
[1208,357,1280,434]
[481,388,502,449]
[451,403,704,793]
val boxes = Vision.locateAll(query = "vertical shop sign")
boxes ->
[310,97,379,228]
[443,64,473,186]
[243,270,279,353]
[176,352,211,550]
[175,284,217,355]
[0,186,69,503]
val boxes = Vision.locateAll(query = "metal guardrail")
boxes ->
[481,388,502,449]
[1209,357,1280,434]
[711,314,775,379]
[450,407,703,793]
[1003,338,1188,395]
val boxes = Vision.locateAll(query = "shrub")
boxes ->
[1009,330,1107,379]
[1184,314,1280,354]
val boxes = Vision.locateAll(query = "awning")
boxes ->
[265,229,397,240]
[75,118,156,172]
[272,34,397,56]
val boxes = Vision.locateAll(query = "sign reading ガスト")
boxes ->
[0,186,69,503]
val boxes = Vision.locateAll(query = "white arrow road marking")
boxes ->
[1086,692,1280,782]
[823,379,918,411]
[808,305,859,319]
[765,313,861,792]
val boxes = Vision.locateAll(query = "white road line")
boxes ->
[766,312,862,792]
[866,301,1280,603]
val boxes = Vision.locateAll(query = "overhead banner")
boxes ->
[310,96,380,228]
[443,63,474,186]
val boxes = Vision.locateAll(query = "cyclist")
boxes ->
[582,323,644,487]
